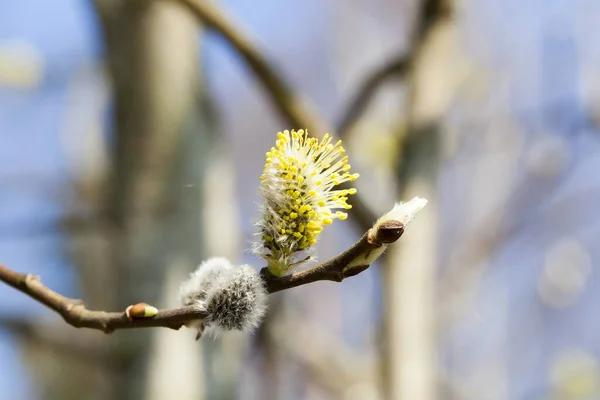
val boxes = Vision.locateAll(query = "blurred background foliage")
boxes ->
[1,0,600,399]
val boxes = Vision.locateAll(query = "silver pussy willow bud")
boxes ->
[179,258,267,336]
[205,265,268,332]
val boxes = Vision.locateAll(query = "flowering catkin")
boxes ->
[256,129,359,276]
[179,258,267,334]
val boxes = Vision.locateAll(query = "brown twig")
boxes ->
[0,221,404,333]
[261,220,404,293]
[0,264,207,333]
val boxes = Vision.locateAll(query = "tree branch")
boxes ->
[175,0,328,135]
[0,264,207,333]
[0,220,404,333]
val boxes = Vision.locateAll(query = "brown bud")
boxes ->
[373,220,404,244]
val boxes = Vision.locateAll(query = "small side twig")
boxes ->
[0,220,404,333]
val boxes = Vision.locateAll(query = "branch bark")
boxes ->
[0,220,404,334]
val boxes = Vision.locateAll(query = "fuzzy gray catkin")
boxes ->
[179,258,267,334]
[204,265,267,331]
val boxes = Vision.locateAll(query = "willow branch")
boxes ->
[0,264,207,333]
[0,220,404,332]
[175,0,327,135]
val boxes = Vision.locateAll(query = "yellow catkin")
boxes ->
[257,129,358,276]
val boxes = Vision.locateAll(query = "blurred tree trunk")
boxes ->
[13,1,216,398]
[89,1,215,398]
[382,0,462,398]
